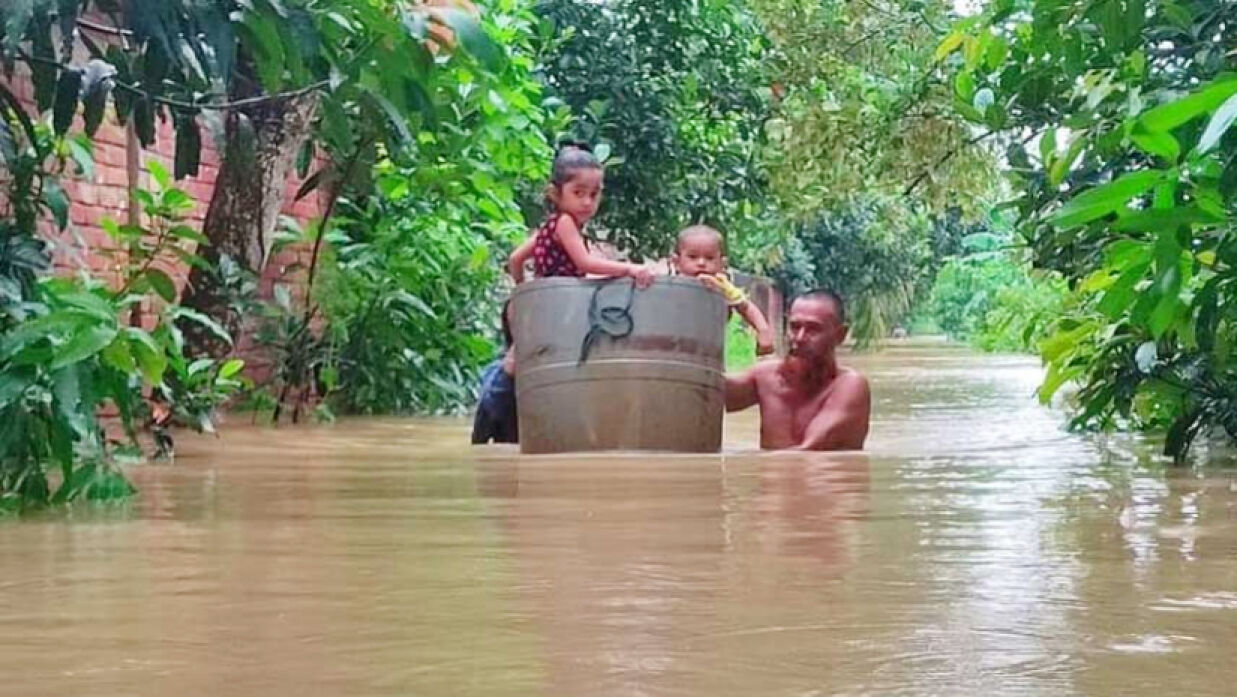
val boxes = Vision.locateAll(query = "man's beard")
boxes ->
[780,349,821,382]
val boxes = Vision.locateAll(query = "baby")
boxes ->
[673,225,775,355]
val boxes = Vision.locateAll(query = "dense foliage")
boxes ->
[533,0,775,259]
[925,227,1067,352]
[945,0,1237,459]
[750,0,995,218]
[0,115,240,510]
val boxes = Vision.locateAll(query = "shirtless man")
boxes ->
[725,290,871,450]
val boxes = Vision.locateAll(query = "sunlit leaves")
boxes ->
[947,0,1237,461]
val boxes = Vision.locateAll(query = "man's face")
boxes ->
[786,296,847,365]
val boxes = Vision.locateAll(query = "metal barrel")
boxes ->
[511,276,726,454]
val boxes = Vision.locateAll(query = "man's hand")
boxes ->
[724,366,760,412]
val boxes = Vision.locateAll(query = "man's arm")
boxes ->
[795,372,871,450]
[725,366,760,412]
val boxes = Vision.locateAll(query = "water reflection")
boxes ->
[2,348,1237,695]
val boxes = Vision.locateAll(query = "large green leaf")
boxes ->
[1138,78,1237,133]
[1130,125,1179,161]
[1198,92,1237,154]
[51,323,118,369]
[52,68,82,135]
[1049,170,1165,228]
[125,327,167,384]
[144,268,177,302]
[170,307,232,345]
[174,113,201,180]
[1097,259,1150,319]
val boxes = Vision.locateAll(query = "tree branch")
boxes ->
[16,51,328,112]
[902,129,999,198]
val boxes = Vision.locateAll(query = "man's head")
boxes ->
[785,289,848,368]
[672,225,727,276]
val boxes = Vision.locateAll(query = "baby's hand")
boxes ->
[696,274,723,293]
[629,264,655,289]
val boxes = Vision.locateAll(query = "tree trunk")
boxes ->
[179,94,318,357]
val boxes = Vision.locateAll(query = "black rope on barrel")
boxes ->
[578,278,637,366]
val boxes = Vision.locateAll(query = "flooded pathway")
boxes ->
[2,346,1236,696]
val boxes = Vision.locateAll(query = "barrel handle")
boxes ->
[578,278,638,366]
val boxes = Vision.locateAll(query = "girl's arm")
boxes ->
[555,215,654,287]
[736,300,776,356]
[508,236,536,284]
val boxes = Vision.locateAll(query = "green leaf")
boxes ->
[125,327,167,384]
[365,88,414,148]
[1049,131,1086,187]
[1038,362,1084,404]
[1112,207,1224,233]
[296,138,314,178]
[42,178,70,230]
[1130,125,1179,161]
[52,323,118,369]
[1049,170,1165,228]
[168,224,209,245]
[28,11,57,113]
[147,159,171,190]
[144,269,177,302]
[1148,265,1181,337]
[58,290,117,322]
[100,336,136,374]
[133,97,155,147]
[52,69,83,135]
[240,10,286,90]
[67,136,95,180]
[188,357,214,376]
[1139,79,1237,133]
[435,9,504,72]
[174,114,202,180]
[171,307,232,345]
[219,358,245,379]
[1040,322,1095,363]
[295,167,330,201]
[1198,92,1237,154]
[934,31,964,62]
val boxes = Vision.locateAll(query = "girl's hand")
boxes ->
[629,264,655,289]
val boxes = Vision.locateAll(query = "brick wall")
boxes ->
[2,64,325,375]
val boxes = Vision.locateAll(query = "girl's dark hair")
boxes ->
[545,141,602,211]
[500,298,514,347]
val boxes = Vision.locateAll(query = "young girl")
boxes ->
[508,144,654,286]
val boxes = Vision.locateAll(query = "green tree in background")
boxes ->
[945,0,1237,460]
[533,0,774,259]
[925,225,1066,352]
[750,0,996,220]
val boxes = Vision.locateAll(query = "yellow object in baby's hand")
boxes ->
[707,273,747,307]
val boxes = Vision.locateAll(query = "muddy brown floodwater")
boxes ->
[2,345,1237,696]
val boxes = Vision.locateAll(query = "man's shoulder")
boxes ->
[829,366,871,402]
[749,359,783,381]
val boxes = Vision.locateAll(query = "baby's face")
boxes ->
[673,234,725,276]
